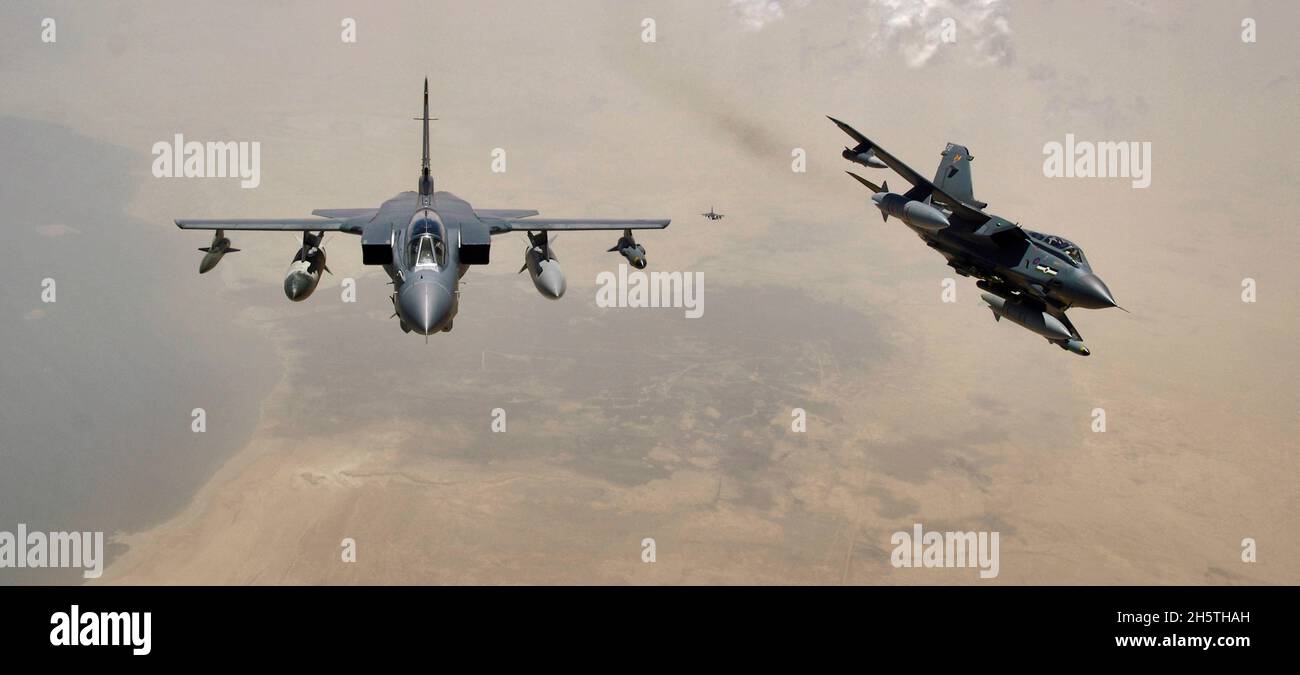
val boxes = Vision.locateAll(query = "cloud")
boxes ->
[867,0,1015,68]
[733,0,1015,68]
[729,0,804,32]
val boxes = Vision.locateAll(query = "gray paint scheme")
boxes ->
[831,117,1120,355]
[177,80,669,336]
[700,206,724,221]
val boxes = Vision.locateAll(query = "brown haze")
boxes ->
[1,0,1296,585]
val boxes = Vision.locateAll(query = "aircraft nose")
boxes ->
[537,266,567,299]
[1069,273,1118,309]
[629,256,647,270]
[399,280,453,334]
[199,253,219,274]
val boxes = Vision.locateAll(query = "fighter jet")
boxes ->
[176,80,670,336]
[700,206,725,221]
[830,116,1120,355]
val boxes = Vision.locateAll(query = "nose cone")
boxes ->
[537,266,567,299]
[398,280,453,335]
[284,271,315,302]
[1063,340,1091,356]
[199,252,220,274]
[1067,273,1118,309]
[627,253,647,269]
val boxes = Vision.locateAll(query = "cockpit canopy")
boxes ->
[1026,229,1086,267]
[408,212,447,268]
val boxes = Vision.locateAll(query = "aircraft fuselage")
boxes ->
[375,191,471,335]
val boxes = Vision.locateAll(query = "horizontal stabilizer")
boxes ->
[845,171,885,194]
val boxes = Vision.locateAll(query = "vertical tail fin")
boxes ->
[933,143,986,209]
[416,78,437,197]
[421,79,430,175]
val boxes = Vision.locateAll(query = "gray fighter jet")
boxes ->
[700,206,724,221]
[830,117,1120,355]
[177,80,670,336]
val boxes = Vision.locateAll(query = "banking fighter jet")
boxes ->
[830,116,1121,355]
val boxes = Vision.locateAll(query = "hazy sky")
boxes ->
[1,1,1297,584]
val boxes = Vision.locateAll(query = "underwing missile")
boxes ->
[843,145,887,168]
[521,231,566,299]
[981,293,1072,342]
[870,191,950,230]
[284,231,328,301]
[197,229,239,274]
[607,229,647,269]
